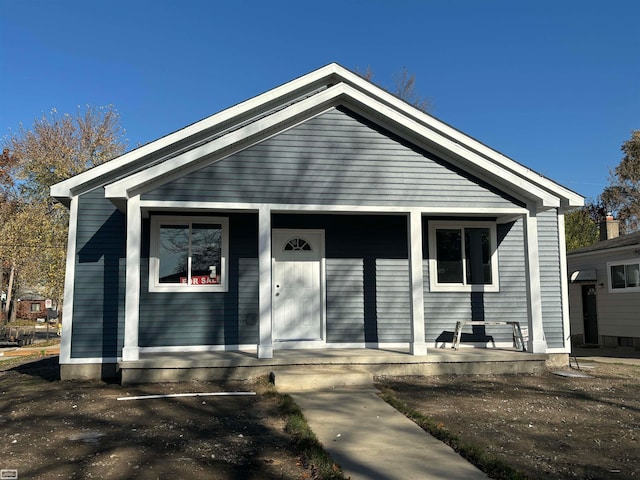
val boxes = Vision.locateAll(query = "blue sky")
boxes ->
[1,0,638,201]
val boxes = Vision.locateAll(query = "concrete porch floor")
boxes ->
[119,347,555,384]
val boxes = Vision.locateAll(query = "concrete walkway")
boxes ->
[290,387,488,480]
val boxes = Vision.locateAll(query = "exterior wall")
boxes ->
[537,209,565,348]
[67,110,559,356]
[568,249,640,345]
[138,213,259,347]
[273,214,411,344]
[71,189,126,358]
[16,300,47,321]
[423,219,529,346]
[143,108,522,209]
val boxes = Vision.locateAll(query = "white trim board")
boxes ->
[103,83,561,208]
[139,201,529,216]
[59,196,78,364]
[52,63,582,208]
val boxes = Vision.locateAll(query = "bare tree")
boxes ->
[393,66,431,112]
[355,66,431,113]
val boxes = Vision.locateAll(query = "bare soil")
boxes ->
[378,362,640,480]
[0,356,314,480]
[2,355,638,480]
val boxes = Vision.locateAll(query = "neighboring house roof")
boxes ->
[50,63,583,210]
[568,231,640,256]
[16,291,46,301]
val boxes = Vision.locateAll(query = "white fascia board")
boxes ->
[51,62,581,208]
[331,64,583,207]
[52,64,344,200]
[337,85,560,208]
[105,85,345,200]
[106,79,557,208]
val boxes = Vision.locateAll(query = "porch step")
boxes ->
[272,366,373,393]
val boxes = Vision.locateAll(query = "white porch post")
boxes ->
[122,195,141,362]
[408,210,427,355]
[523,208,547,353]
[557,208,571,352]
[258,206,273,359]
[59,196,79,364]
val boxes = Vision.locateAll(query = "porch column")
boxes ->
[523,208,547,353]
[408,210,427,355]
[122,195,141,362]
[59,196,79,364]
[258,206,273,359]
[557,208,571,352]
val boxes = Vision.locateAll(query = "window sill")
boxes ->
[149,284,229,293]
[430,284,500,293]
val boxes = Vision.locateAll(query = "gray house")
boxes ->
[51,64,583,380]
[568,217,640,348]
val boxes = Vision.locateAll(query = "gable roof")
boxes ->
[51,63,583,210]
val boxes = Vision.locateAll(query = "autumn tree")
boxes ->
[600,130,640,233]
[1,105,126,321]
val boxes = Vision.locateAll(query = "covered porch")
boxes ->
[119,204,553,363]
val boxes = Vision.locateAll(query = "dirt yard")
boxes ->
[0,356,314,479]
[1,355,638,479]
[378,362,640,480]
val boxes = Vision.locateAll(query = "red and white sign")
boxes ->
[180,275,219,285]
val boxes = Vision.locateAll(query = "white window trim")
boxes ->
[607,259,640,293]
[149,215,229,293]
[428,220,499,293]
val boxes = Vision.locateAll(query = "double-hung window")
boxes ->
[428,221,499,292]
[149,216,229,292]
[608,260,640,293]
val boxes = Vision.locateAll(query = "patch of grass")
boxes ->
[261,379,346,480]
[0,353,43,368]
[377,386,528,480]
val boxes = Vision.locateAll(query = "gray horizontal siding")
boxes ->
[144,108,520,209]
[485,220,528,323]
[537,210,564,348]
[71,189,126,359]
[424,219,528,347]
[139,213,259,347]
[326,259,365,342]
[376,259,411,342]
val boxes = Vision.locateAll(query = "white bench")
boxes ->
[452,321,526,351]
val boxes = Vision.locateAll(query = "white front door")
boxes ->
[272,229,324,342]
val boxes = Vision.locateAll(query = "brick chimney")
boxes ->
[599,213,620,241]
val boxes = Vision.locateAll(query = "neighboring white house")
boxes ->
[567,216,640,348]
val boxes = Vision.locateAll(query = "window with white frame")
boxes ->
[149,216,229,292]
[428,221,499,292]
[608,260,640,292]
